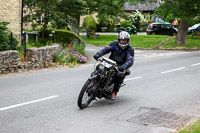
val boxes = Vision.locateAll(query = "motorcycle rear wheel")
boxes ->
[77,79,97,109]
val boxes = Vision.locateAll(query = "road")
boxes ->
[0,44,200,133]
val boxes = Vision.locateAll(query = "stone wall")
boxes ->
[0,50,19,74]
[0,45,58,75]
[0,0,22,38]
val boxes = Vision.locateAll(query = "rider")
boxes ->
[93,31,135,100]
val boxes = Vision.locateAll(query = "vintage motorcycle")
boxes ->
[77,56,130,109]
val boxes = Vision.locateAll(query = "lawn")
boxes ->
[83,35,200,50]
[161,35,200,50]
[83,35,170,49]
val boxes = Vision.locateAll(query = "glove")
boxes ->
[93,53,100,60]
[118,65,126,72]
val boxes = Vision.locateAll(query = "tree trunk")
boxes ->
[41,23,47,39]
[175,18,189,45]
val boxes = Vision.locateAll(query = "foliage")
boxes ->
[153,0,200,44]
[24,0,58,38]
[53,29,85,47]
[27,38,53,48]
[85,0,127,17]
[53,43,87,67]
[141,12,153,24]
[97,15,120,31]
[0,22,18,51]
[129,10,143,30]
[119,10,143,31]
[154,0,200,26]
[24,0,87,32]
[85,0,127,31]
[120,21,131,28]
[83,16,97,31]
[55,0,87,29]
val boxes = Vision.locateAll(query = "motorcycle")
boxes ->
[126,25,137,35]
[77,56,130,109]
[118,25,137,35]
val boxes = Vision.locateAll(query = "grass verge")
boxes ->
[83,35,170,49]
[161,35,200,50]
[178,118,200,133]
[83,35,200,50]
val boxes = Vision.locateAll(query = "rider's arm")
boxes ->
[96,41,116,56]
[122,48,135,69]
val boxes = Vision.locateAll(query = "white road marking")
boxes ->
[135,51,144,53]
[191,63,200,67]
[81,64,94,67]
[0,95,59,112]
[87,49,98,51]
[124,77,143,81]
[161,67,186,74]
[135,52,190,60]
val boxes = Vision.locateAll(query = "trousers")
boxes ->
[113,71,125,92]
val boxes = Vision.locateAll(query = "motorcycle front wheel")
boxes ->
[77,79,97,109]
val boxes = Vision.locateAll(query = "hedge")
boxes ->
[44,29,85,47]
[83,16,97,31]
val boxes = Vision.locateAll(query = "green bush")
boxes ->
[53,29,85,48]
[120,21,131,28]
[83,16,97,31]
[0,22,18,51]
[27,38,52,48]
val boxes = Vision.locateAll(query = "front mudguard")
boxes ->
[89,75,99,81]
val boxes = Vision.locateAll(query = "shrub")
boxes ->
[53,29,85,47]
[0,22,18,51]
[27,38,52,48]
[53,42,87,67]
[83,16,97,31]
[120,21,131,28]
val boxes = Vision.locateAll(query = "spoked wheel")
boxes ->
[77,79,97,109]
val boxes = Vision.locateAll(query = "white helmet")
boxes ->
[118,31,130,49]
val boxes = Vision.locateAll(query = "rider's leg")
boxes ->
[112,72,124,99]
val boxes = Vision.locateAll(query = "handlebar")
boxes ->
[97,56,126,73]
[98,56,117,66]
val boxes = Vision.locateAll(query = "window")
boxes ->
[161,24,170,29]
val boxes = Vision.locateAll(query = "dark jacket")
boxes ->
[97,40,135,69]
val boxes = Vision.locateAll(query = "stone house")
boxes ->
[0,0,22,39]
[123,2,160,22]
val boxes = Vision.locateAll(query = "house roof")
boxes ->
[123,2,160,11]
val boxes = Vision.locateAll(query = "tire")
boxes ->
[172,32,176,36]
[77,79,97,109]
[151,32,156,35]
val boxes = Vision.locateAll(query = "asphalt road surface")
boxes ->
[0,44,200,133]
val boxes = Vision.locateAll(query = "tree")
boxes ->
[154,0,200,45]
[85,0,127,21]
[24,0,88,35]
[129,0,200,45]
[24,0,58,38]
[55,0,87,29]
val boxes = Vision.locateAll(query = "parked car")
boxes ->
[146,23,178,36]
[188,23,200,34]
